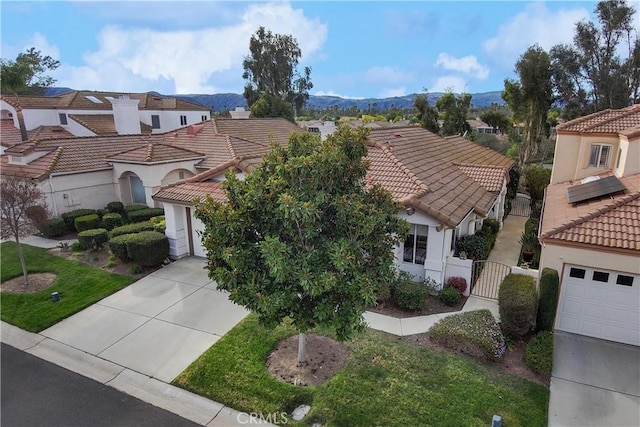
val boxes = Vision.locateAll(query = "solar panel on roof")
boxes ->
[566,175,626,204]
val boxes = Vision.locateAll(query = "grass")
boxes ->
[1,241,135,332]
[174,314,549,427]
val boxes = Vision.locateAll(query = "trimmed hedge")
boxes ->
[109,221,156,238]
[440,286,461,306]
[126,231,169,267]
[74,214,100,232]
[499,274,537,338]
[61,209,97,231]
[124,204,148,213]
[537,268,560,331]
[106,201,125,214]
[394,279,427,311]
[77,228,109,250]
[150,215,166,233]
[525,331,554,374]
[127,208,165,223]
[429,309,506,361]
[109,233,135,261]
[100,213,123,231]
[455,234,492,260]
[38,217,67,238]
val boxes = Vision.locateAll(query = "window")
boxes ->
[592,271,609,282]
[84,95,103,104]
[180,115,187,126]
[403,224,428,265]
[178,171,185,179]
[59,113,68,125]
[569,268,586,279]
[616,147,622,169]
[588,144,612,168]
[201,115,208,122]
[151,115,160,129]
[129,175,146,205]
[616,275,634,287]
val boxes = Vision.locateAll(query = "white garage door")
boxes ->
[557,265,640,346]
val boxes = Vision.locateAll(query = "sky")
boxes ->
[1,0,631,99]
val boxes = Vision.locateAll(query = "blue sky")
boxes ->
[1,0,622,98]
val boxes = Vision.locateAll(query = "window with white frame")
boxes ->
[403,224,428,264]
[201,115,208,122]
[151,115,160,129]
[180,115,187,126]
[588,144,612,168]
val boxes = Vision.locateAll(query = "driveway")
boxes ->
[549,331,640,427]
[40,257,249,383]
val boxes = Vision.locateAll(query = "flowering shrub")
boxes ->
[429,309,506,361]
[445,276,468,295]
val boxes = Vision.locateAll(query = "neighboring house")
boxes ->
[297,119,413,141]
[0,90,210,138]
[0,118,74,154]
[539,104,640,347]
[153,122,513,285]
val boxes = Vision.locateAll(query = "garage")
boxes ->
[556,264,640,346]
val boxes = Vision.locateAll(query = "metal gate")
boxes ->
[510,194,531,217]
[471,260,512,300]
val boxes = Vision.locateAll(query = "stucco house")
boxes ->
[539,104,640,346]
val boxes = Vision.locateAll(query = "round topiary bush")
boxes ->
[440,286,461,307]
[74,214,100,232]
[100,212,123,230]
[499,274,537,338]
[394,279,427,311]
[109,233,135,261]
[62,208,97,231]
[77,228,109,250]
[38,217,67,238]
[127,208,165,223]
[106,201,125,214]
[525,331,554,374]
[126,231,169,267]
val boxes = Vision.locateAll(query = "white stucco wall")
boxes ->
[46,170,118,215]
[163,203,189,257]
[540,242,640,278]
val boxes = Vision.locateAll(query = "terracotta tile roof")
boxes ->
[153,181,227,205]
[443,135,514,167]
[365,145,427,201]
[213,118,301,147]
[556,104,640,135]
[108,143,204,163]
[1,120,73,148]
[28,125,75,140]
[0,147,62,179]
[540,172,640,251]
[69,114,152,135]
[456,164,508,193]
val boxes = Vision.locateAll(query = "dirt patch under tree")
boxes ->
[0,273,57,293]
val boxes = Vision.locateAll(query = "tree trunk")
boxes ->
[15,236,29,287]
[297,332,307,364]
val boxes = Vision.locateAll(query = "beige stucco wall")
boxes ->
[46,170,117,216]
[540,242,640,278]
[618,136,640,177]
[551,133,582,184]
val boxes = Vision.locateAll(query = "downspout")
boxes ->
[440,226,448,286]
[48,176,59,218]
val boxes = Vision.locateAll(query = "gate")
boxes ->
[471,260,512,300]
[510,194,531,217]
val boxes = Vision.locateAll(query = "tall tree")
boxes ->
[1,175,49,286]
[242,27,313,117]
[550,0,638,117]
[436,91,472,136]
[503,45,553,165]
[0,47,60,95]
[413,94,440,134]
[195,127,408,362]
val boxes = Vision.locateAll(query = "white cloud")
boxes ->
[380,87,406,98]
[428,76,468,94]
[363,66,413,85]
[434,53,489,80]
[55,2,327,94]
[314,90,363,100]
[483,2,590,68]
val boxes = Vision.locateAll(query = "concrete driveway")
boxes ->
[549,331,640,427]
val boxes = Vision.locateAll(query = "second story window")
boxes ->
[180,115,187,126]
[588,144,612,168]
[201,115,208,122]
[59,113,68,125]
[151,115,160,129]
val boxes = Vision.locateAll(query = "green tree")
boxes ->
[195,127,408,362]
[550,0,639,117]
[436,91,472,136]
[242,27,313,117]
[503,45,553,165]
[413,94,439,134]
[1,175,50,287]
[250,92,295,122]
[0,47,60,95]
[479,107,511,133]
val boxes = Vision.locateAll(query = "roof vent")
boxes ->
[580,175,601,184]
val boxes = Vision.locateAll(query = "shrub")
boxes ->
[38,217,67,238]
[446,276,468,295]
[126,231,169,267]
[106,201,125,214]
[440,286,461,306]
[375,282,391,303]
[499,274,537,338]
[124,204,148,213]
[74,214,100,232]
[394,279,427,311]
[100,213,123,231]
[455,234,491,260]
[129,264,143,274]
[128,208,165,223]
[537,268,560,331]
[525,331,554,374]
[481,218,500,236]
[109,221,156,238]
[423,277,442,296]
[429,309,506,361]
[61,209,97,231]
[77,228,108,250]
[109,233,135,261]
[70,241,83,252]
[150,215,166,233]
[524,165,551,204]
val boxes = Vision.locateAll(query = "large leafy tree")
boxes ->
[1,175,49,286]
[550,0,639,118]
[413,94,440,134]
[436,91,472,136]
[242,27,313,118]
[503,45,553,165]
[195,127,408,362]
[0,47,60,95]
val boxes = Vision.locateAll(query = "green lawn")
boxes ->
[174,314,549,427]
[1,242,135,332]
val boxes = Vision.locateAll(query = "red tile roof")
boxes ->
[153,181,227,205]
[456,164,508,193]
[69,114,153,135]
[1,119,73,148]
[556,104,640,135]
[108,143,204,163]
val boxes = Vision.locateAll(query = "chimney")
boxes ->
[229,106,251,120]
[108,95,141,135]
[16,107,28,142]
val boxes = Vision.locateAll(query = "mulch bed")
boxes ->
[0,273,57,293]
